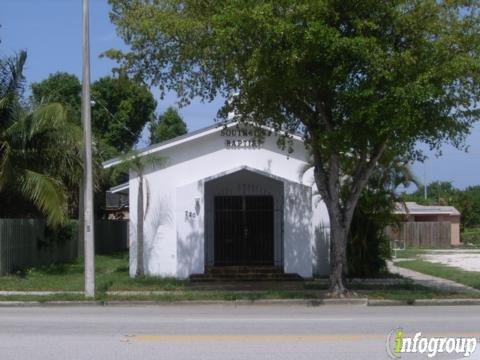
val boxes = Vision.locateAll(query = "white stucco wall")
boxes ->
[283,181,313,278]
[312,196,330,277]
[176,180,205,279]
[127,125,330,278]
[129,175,177,277]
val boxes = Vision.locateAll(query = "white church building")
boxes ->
[104,122,330,279]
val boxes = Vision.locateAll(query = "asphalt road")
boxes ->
[1,304,480,360]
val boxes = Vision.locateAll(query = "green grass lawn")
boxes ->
[362,284,479,301]
[0,252,476,301]
[461,228,480,247]
[391,248,478,259]
[0,284,475,302]
[395,259,480,290]
[391,248,429,259]
[0,252,186,292]
[0,290,322,303]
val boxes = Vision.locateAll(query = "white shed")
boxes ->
[103,122,330,279]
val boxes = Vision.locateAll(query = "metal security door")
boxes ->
[214,195,274,266]
[244,196,274,265]
[214,196,244,265]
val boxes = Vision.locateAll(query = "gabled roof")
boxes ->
[102,121,304,169]
[394,202,460,216]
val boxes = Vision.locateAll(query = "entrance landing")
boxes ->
[189,266,303,283]
[187,279,305,291]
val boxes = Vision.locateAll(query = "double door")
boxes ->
[214,195,274,266]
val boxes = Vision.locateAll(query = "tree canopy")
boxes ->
[0,52,83,225]
[91,76,157,153]
[149,106,187,144]
[404,181,480,230]
[31,72,82,121]
[107,0,480,294]
[31,72,157,155]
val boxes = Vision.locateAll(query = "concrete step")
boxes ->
[205,266,284,275]
[190,272,303,282]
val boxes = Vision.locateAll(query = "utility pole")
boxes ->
[82,0,95,298]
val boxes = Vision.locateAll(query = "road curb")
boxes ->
[368,298,480,306]
[0,298,369,307]
[0,301,99,307]
[0,291,82,296]
[2,297,480,307]
[415,299,480,306]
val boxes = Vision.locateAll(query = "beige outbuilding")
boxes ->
[389,202,461,247]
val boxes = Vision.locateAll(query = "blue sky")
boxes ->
[1,0,478,189]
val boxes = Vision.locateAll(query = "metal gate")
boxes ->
[214,195,274,266]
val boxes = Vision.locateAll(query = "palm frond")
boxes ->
[9,103,68,141]
[17,169,67,226]
[0,96,8,111]
[0,51,27,119]
[0,140,12,191]
[115,150,167,175]
[1,53,82,224]
[4,51,27,97]
[4,101,83,180]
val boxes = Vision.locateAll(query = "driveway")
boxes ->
[421,249,480,272]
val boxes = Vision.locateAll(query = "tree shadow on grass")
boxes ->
[106,252,129,260]
[33,262,83,276]
[114,265,129,273]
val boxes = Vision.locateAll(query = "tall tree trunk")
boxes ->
[136,176,144,277]
[328,219,348,295]
[312,155,352,296]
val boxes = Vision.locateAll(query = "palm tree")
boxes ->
[346,156,419,276]
[300,153,419,278]
[115,151,166,277]
[0,51,82,225]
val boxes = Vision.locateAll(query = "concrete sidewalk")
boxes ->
[387,260,480,294]
[0,291,83,296]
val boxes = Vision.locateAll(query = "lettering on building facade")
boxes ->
[221,126,271,149]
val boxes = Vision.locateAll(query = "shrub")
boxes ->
[41,220,78,249]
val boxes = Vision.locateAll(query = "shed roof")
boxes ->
[394,202,460,216]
